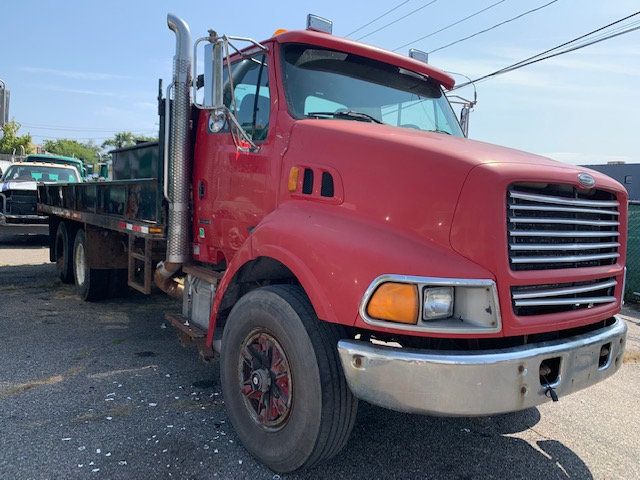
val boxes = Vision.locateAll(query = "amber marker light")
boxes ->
[273,28,288,36]
[366,282,419,324]
[288,166,300,192]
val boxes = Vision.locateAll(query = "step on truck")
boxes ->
[38,13,628,473]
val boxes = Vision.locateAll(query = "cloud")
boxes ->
[93,106,157,133]
[20,66,132,80]
[41,85,151,100]
[43,85,121,97]
[133,101,156,110]
[541,56,640,76]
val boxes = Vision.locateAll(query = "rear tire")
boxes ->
[55,222,75,284]
[220,285,357,473]
[73,229,109,301]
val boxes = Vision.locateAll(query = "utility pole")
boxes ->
[0,78,9,128]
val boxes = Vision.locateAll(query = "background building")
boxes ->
[0,81,9,127]
[583,162,639,201]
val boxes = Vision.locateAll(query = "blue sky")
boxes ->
[1,0,638,164]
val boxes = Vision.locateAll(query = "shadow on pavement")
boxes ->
[0,233,49,249]
[292,402,592,479]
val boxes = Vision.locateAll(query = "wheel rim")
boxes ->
[74,242,86,286]
[238,330,293,430]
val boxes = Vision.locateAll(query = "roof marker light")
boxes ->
[409,48,429,64]
[273,28,288,36]
[307,14,333,34]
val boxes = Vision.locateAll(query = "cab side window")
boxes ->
[224,54,270,142]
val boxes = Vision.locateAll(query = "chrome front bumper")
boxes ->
[338,317,627,416]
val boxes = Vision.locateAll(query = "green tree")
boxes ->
[43,139,100,164]
[0,120,34,155]
[102,131,157,150]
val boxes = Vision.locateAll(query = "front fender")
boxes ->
[242,201,494,337]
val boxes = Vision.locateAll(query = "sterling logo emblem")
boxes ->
[578,172,596,188]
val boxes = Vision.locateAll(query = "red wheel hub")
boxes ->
[239,331,292,429]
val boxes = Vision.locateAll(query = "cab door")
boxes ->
[192,47,282,265]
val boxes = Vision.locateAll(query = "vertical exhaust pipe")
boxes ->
[156,14,192,297]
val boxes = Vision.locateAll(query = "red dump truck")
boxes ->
[38,13,628,473]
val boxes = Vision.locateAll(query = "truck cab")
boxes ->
[181,16,627,469]
[24,153,87,179]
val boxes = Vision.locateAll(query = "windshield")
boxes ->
[1,165,79,183]
[280,44,463,136]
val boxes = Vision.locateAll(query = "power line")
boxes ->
[455,16,640,88]
[482,11,640,77]
[485,24,640,80]
[428,0,559,54]
[355,0,440,41]
[345,0,411,37]
[392,0,507,52]
[453,13,640,89]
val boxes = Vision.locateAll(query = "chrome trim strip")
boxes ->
[509,191,619,208]
[510,242,620,251]
[338,317,626,416]
[514,295,616,307]
[511,252,620,264]
[509,204,619,216]
[512,279,617,300]
[359,274,501,334]
[509,230,620,238]
[509,217,619,227]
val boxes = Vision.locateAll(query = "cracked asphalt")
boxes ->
[0,232,639,479]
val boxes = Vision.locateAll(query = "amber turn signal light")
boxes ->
[288,166,300,192]
[366,282,419,324]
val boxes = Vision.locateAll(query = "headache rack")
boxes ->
[507,183,621,271]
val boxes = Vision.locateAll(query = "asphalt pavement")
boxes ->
[0,232,638,479]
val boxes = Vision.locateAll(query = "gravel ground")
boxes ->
[0,232,638,479]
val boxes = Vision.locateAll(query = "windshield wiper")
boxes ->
[426,128,452,135]
[307,110,383,124]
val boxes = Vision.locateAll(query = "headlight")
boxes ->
[423,287,454,320]
[361,275,501,333]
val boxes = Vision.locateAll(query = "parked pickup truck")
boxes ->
[1,160,80,236]
[38,14,628,473]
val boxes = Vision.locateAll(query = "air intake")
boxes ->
[512,277,617,316]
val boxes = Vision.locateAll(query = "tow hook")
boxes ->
[540,364,559,402]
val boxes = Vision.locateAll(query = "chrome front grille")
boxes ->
[507,184,620,271]
[512,277,617,316]
[2,191,38,215]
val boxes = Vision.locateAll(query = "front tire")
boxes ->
[220,285,357,473]
[73,229,109,301]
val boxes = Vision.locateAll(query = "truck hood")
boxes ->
[285,119,577,248]
[297,119,572,169]
[0,180,38,192]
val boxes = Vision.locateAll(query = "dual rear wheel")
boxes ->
[54,222,128,301]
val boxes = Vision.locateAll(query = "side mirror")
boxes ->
[460,105,470,138]
[203,39,224,110]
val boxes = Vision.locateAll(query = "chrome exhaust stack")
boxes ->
[156,13,192,297]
